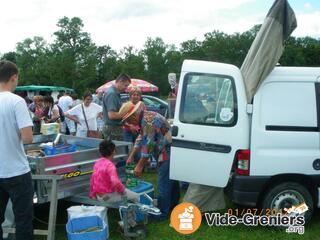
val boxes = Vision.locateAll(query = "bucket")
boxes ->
[66,215,108,240]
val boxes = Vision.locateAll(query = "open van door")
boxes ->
[170,60,250,187]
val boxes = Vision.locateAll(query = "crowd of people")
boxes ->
[0,60,225,239]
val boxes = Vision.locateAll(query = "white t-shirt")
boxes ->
[0,92,33,178]
[67,103,102,131]
[58,95,73,112]
[72,99,82,108]
[48,104,60,119]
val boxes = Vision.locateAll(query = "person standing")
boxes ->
[123,102,180,220]
[102,73,131,140]
[0,60,34,240]
[65,92,102,138]
[71,93,82,108]
[123,86,144,143]
[93,90,104,132]
[93,89,103,106]
[28,95,45,134]
[43,96,61,123]
[58,91,76,135]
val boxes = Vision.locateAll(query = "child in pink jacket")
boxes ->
[90,139,139,203]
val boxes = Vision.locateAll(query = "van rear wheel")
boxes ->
[262,182,313,224]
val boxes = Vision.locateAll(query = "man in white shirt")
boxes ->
[58,92,76,135]
[0,60,34,240]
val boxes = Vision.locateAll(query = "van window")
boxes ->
[180,73,237,126]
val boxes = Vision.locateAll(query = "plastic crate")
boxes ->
[66,215,108,240]
[128,181,154,222]
[43,143,77,156]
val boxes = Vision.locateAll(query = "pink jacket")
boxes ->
[89,157,125,199]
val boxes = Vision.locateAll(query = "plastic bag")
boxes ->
[67,205,107,220]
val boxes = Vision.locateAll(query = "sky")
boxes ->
[0,0,319,54]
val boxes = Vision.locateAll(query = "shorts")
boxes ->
[103,125,123,141]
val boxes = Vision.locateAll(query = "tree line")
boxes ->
[1,17,319,96]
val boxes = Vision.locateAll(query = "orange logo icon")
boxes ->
[170,202,202,234]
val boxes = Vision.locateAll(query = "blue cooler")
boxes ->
[129,181,154,222]
[66,216,108,240]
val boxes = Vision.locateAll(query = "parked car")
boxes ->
[121,94,168,118]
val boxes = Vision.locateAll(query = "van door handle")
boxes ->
[172,126,178,137]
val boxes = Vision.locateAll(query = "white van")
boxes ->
[170,59,320,221]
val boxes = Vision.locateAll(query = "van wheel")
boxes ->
[262,182,313,224]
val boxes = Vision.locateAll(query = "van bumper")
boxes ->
[226,175,270,206]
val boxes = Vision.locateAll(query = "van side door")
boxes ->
[251,77,320,176]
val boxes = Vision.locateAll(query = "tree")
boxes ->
[15,37,50,85]
[2,18,318,97]
[0,52,17,63]
[299,37,320,66]
[142,37,170,95]
[118,46,146,79]
[52,16,98,92]
[95,45,120,87]
[180,39,205,60]
[165,45,183,76]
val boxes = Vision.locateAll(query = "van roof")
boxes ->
[182,60,240,76]
[183,60,320,83]
[268,67,320,80]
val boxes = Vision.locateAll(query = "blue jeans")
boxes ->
[0,172,34,240]
[123,130,138,143]
[157,160,180,220]
[123,130,140,161]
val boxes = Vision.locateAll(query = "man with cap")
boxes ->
[122,101,180,221]
[102,73,131,140]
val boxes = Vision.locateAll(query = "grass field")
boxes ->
[33,172,320,240]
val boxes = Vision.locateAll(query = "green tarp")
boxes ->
[15,85,74,92]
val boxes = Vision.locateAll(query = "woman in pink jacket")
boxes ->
[89,140,139,203]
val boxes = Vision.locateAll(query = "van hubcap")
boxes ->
[270,190,304,214]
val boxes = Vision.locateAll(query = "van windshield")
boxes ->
[180,73,237,126]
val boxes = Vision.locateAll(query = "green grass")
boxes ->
[33,172,320,240]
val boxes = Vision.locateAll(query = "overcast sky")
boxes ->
[0,0,319,54]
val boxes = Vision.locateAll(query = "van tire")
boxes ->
[261,182,313,224]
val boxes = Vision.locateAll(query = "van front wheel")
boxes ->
[262,182,313,224]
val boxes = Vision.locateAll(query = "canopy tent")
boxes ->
[15,85,74,92]
[96,79,159,93]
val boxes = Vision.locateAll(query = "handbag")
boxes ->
[87,129,102,138]
[81,104,102,139]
